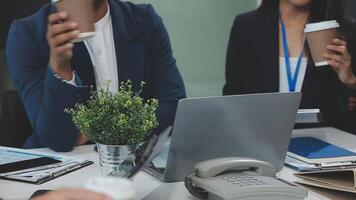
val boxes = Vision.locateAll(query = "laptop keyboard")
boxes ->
[148,162,166,174]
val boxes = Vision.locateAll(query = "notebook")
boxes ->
[287,137,356,167]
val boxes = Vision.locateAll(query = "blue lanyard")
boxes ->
[281,20,304,92]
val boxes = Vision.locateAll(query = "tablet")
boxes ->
[0,157,61,174]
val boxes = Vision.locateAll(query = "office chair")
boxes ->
[1,0,49,47]
[0,0,48,147]
[0,90,32,148]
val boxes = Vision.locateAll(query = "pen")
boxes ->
[49,162,79,175]
[1,161,78,177]
[51,163,82,178]
[36,161,93,185]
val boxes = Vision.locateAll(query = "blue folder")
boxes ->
[288,137,356,160]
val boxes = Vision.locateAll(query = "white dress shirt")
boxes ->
[279,57,308,93]
[84,6,118,93]
[61,5,118,94]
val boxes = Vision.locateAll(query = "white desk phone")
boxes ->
[185,157,308,200]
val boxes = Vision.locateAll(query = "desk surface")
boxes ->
[1,127,356,200]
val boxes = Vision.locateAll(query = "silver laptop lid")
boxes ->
[164,92,301,182]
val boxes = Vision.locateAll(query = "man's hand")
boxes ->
[76,133,89,145]
[47,12,79,81]
[32,189,111,200]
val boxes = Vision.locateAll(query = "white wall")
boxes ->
[130,0,257,97]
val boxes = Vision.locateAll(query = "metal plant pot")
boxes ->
[97,143,143,177]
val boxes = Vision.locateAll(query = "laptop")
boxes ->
[144,92,302,182]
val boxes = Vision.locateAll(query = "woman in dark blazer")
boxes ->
[223,0,356,131]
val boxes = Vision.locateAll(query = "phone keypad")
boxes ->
[222,176,267,187]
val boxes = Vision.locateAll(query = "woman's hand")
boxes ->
[323,39,356,89]
[31,189,111,200]
[348,97,356,112]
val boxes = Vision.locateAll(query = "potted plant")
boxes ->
[65,80,158,177]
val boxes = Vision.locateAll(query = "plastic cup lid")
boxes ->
[304,20,340,33]
[84,177,136,200]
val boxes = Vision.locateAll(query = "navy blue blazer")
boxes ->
[6,0,186,152]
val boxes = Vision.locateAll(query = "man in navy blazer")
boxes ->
[6,0,186,152]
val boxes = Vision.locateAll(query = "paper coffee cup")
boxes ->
[84,177,136,200]
[305,20,340,67]
[52,0,95,42]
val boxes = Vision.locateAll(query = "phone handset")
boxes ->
[195,157,277,178]
[185,157,308,200]
[185,157,278,200]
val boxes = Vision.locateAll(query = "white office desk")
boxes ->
[1,127,356,200]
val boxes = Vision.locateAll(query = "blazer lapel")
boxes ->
[71,42,96,89]
[300,51,324,108]
[109,0,146,92]
[258,10,279,92]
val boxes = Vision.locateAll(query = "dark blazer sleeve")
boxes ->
[6,20,90,152]
[143,5,186,133]
[223,16,245,95]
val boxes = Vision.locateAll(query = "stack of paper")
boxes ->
[284,137,356,197]
[0,146,93,184]
[295,109,321,124]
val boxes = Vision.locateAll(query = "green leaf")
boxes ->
[64,80,159,145]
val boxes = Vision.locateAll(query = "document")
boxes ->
[0,148,43,165]
[284,156,320,172]
[0,146,93,184]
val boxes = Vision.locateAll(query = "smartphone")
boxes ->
[0,157,61,173]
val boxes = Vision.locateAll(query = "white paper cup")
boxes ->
[84,177,136,200]
[304,20,340,67]
[52,0,95,42]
